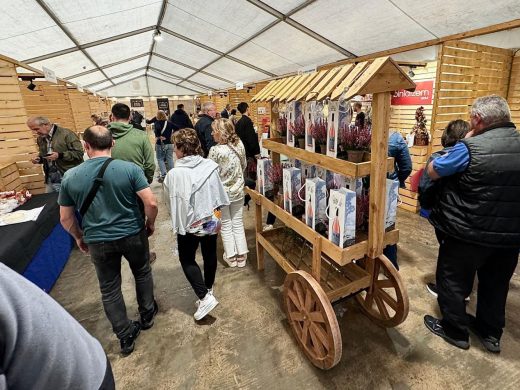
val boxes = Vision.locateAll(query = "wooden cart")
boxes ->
[248,57,416,369]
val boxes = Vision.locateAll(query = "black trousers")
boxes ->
[435,229,518,341]
[177,233,217,299]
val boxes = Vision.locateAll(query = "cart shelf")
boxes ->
[247,188,399,267]
[262,138,395,178]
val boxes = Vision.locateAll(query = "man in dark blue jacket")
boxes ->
[383,131,412,269]
[194,102,216,157]
[170,104,193,129]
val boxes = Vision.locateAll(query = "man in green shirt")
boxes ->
[108,103,155,183]
[59,125,158,356]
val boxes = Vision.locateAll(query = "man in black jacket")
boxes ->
[235,102,260,159]
[424,95,520,353]
[194,102,216,157]
[221,104,231,119]
[170,104,193,129]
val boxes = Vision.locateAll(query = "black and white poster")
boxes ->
[157,98,170,117]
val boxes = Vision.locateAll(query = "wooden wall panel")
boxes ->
[67,88,92,134]
[20,80,76,133]
[0,59,44,193]
[507,51,520,128]
[430,41,513,154]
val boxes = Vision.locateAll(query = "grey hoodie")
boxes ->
[163,155,229,235]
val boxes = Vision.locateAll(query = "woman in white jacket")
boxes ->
[208,119,249,267]
[163,129,229,320]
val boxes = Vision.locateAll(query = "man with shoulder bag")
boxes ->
[59,125,159,356]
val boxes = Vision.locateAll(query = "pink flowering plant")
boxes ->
[288,114,305,138]
[311,117,328,145]
[340,124,371,151]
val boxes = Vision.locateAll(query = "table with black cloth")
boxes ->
[0,192,73,292]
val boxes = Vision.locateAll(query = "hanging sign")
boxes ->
[235,81,244,90]
[130,99,144,108]
[157,98,170,116]
[42,66,57,83]
[391,80,434,105]
[257,106,266,115]
[208,91,213,97]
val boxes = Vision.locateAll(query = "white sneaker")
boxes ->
[263,224,274,232]
[194,293,219,320]
[237,255,247,268]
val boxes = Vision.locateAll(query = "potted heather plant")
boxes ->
[340,124,371,163]
[412,106,429,146]
[289,113,306,149]
[277,114,287,143]
[311,117,327,154]
[267,162,283,204]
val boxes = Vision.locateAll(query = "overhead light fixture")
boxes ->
[408,67,415,78]
[27,80,36,91]
[153,30,163,42]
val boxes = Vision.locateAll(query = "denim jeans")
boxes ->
[155,143,174,178]
[45,182,61,193]
[88,229,155,339]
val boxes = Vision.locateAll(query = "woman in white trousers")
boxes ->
[208,118,249,267]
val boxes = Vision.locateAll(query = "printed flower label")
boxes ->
[306,177,327,230]
[385,178,399,229]
[283,167,302,212]
[327,101,339,158]
[305,101,316,152]
[257,159,273,195]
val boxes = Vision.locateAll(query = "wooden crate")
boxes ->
[0,163,23,191]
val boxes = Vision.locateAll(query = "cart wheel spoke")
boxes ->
[308,311,326,323]
[355,255,409,328]
[284,271,342,369]
[289,311,305,322]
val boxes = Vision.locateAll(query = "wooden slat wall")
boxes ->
[88,95,111,119]
[0,59,44,193]
[67,88,92,134]
[20,80,76,133]
[390,61,437,212]
[430,40,513,154]
[507,51,520,128]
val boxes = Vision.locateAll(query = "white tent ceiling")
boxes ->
[1,0,519,97]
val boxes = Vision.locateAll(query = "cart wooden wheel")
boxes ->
[355,255,409,328]
[283,271,342,369]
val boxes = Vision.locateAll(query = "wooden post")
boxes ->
[311,235,322,282]
[368,92,391,258]
[255,203,265,271]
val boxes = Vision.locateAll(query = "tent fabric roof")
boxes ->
[1,0,519,97]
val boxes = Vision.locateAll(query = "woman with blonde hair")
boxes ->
[154,110,179,183]
[208,119,248,268]
[163,129,229,320]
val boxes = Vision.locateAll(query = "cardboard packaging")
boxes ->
[326,101,339,158]
[385,178,399,229]
[283,167,302,212]
[345,177,364,197]
[300,162,316,182]
[305,101,316,152]
[326,170,346,190]
[287,101,303,148]
[257,158,272,196]
[305,177,327,229]
[328,188,356,248]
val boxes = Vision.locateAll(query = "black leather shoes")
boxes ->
[467,314,500,353]
[424,315,470,350]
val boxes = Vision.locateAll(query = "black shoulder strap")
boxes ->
[79,158,113,217]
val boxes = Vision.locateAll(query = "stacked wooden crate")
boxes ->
[0,58,44,194]
[0,163,23,191]
[507,51,520,128]
[67,88,91,136]
[20,80,76,132]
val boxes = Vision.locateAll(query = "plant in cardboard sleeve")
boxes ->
[412,106,429,146]
[266,162,283,202]
[311,117,328,153]
[289,113,306,148]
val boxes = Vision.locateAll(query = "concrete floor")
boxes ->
[51,181,520,390]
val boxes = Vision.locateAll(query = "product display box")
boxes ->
[257,158,272,196]
[305,177,327,230]
[305,101,316,153]
[287,101,303,148]
[328,188,356,248]
[326,101,339,158]
[283,167,302,212]
[385,178,399,229]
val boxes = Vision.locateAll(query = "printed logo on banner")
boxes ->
[157,98,170,117]
[130,99,144,108]
[392,80,434,105]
